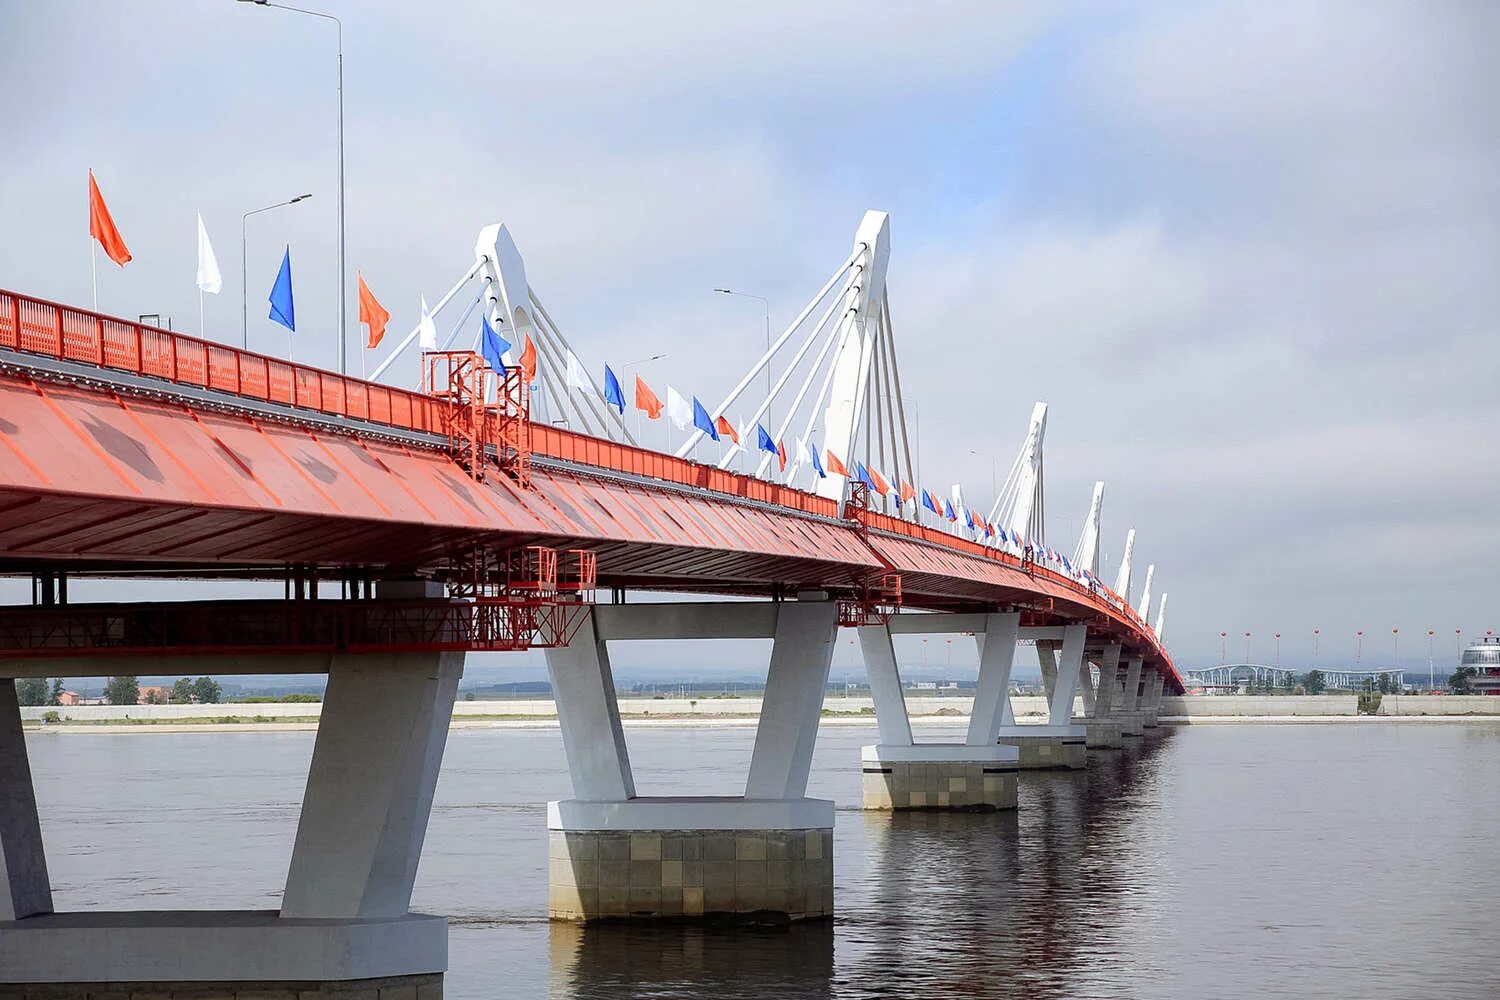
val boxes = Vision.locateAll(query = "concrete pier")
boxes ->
[545,599,838,922]
[994,623,1089,769]
[1,646,462,993]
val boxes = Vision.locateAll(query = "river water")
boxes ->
[24,721,1500,999]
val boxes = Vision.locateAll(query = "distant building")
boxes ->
[1459,637,1500,695]
[56,690,81,706]
[137,686,171,705]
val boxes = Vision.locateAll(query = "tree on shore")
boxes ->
[49,678,63,706]
[15,677,48,706]
[191,676,222,704]
[170,677,195,704]
[105,676,139,706]
[1450,665,1477,694]
[1304,669,1326,694]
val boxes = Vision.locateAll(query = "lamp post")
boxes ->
[713,289,771,399]
[1313,628,1321,665]
[968,448,998,496]
[1427,629,1435,691]
[1392,627,1399,666]
[1274,632,1281,670]
[1244,631,1251,663]
[242,194,313,347]
[620,353,666,441]
[1219,631,1227,665]
[1356,630,1364,664]
[239,0,345,374]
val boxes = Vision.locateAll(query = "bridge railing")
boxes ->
[0,289,446,436]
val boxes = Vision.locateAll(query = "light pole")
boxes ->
[242,194,312,347]
[1313,628,1321,665]
[1244,631,1251,663]
[239,0,346,374]
[620,353,666,441]
[1219,631,1227,665]
[1392,627,1399,666]
[968,448,998,496]
[1356,630,1364,664]
[1427,629,1435,691]
[713,289,771,399]
[1274,632,1281,670]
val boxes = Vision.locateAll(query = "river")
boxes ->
[24,721,1500,998]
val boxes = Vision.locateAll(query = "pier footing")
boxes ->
[860,744,1019,811]
[0,910,446,993]
[547,798,833,923]
[1078,717,1124,748]
[995,725,1087,769]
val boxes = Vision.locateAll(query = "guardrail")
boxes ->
[0,289,445,435]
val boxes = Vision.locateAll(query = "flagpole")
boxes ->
[199,288,205,337]
[90,240,98,311]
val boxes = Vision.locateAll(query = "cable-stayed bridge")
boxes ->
[0,211,1178,992]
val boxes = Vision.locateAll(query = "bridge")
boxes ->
[0,212,1177,995]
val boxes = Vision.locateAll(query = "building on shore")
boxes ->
[1459,637,1500,695]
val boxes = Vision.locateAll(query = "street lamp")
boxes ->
[239,0,346,374]
[242,194,313,347]
[1243,631,1251,663]
[713,289,771,398]
[1274,632,1281,669]
[1356,630,1364,663]
[1427,629,1435,691]
[1219,631,1227,665]
[1313,628,1321,665]
[1392,627,1399,665]
[620,354,666,439]
[968,448,998,496]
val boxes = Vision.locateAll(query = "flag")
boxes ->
[667,386,692,430]
[944,499,957,521]
[88,169,131,267]
[965,508,975,530]
[922,489,939,514]
[603,365,625,413]
[268,246,295,332]
[517,334,537,382]
[565,351,589,390]
[776,439,787,472]
[195,212,221,294]
[692,397,719,440]
[715,415,739,445]
[998,526,1009,543]
[900,481,915,503]
[481,314,511,373]
[810,443,827,478]
[418,295,438,350]
[757,424,778,454]
[634,375,663,419]
[826,449,848,476]
[867,466,889,495]
[856,462,877,491]
[796,437,812,465]
[357,273,390,349]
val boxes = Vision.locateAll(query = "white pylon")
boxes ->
[1073,480,1104,576]
[989,401,1047,546]
[1154,593,1168,640]
[1113,528,1136,602]
[1138,564,1155,621]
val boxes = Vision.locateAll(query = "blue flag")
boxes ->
[965,508,975,530]
[998,526,1009,543]
[756,423,778,454]
[810,443,826,478]
[603,365,625,413]
[922,489,939,514]
[856,462,877,491]
[268,246,295,332]
[692,397,719,440]
[481,314,511,373]
[944,499,957,521]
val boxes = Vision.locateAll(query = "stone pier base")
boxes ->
[0,975,442,998]
[860,745,1019,811]
[995,727,1087,770]
[547,799,833,923]
[1115,711,1147,737]
[1077,717,1123,748]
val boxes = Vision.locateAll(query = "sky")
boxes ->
[1,1,1496,680]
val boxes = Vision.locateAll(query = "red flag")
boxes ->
[900,480,916,502]
[826,449,848,476]
[715,415,739,445]
[634,375,664,419]
[357,272,389,349]
[869,466,891,495]
[518,334,537,382]
[88,169,132,267]
[776,439,787,472]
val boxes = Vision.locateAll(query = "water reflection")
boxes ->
[550,920,835,998]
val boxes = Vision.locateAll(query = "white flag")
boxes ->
[195,212,222,294]
[666,385,692,430]
[418,295,438,350]
[795,436,811,464]
[565,350,590,391]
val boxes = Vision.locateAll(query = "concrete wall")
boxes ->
[18,694,1074,724]
[1161,695,1500,716]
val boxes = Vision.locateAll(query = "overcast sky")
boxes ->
[1,2,1496,677]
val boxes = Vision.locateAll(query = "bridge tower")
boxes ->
[1139,563,1155,622]
[1073,480,1105,577]
[1113,528,1136,604]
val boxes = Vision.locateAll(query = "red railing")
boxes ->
[0,289,446,436]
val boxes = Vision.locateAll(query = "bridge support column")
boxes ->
[1142,670,1165,727]
[1117,656,1146,736]
[1,650,459,995]
[995,624,1087,770]
[547,597,838,923]
[1082,645,1125,748]
[860,613,1020,811]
